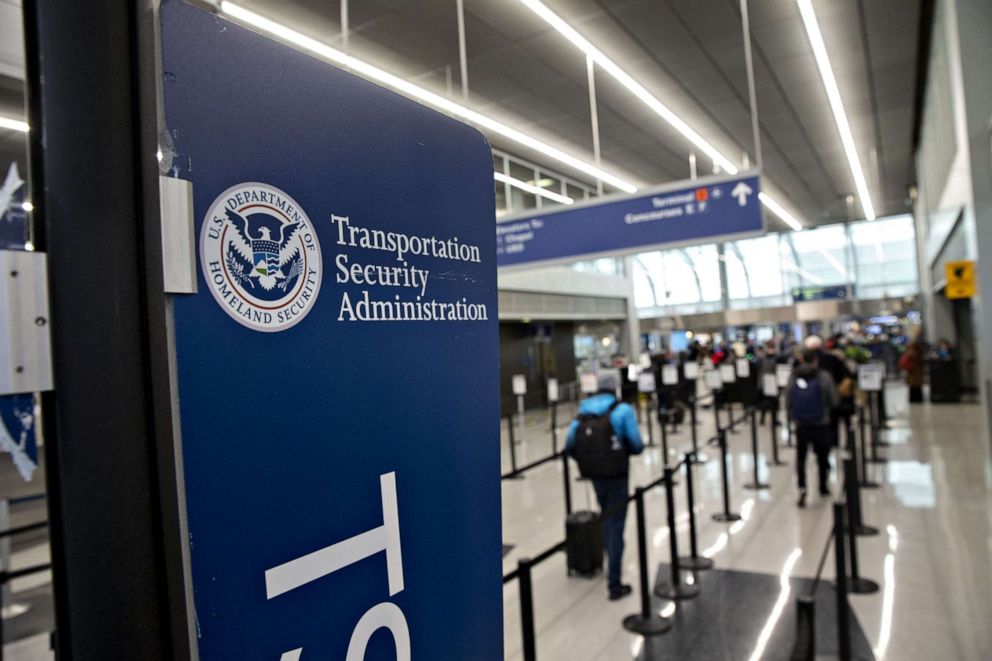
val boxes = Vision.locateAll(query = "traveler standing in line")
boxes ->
[566,373,644,600]
[787,349,839,507]
[900,339,925,403]
[801,335,851,447]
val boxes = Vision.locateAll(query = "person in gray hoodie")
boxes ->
[786,349,839,507]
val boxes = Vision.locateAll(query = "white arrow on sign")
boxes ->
[731,181,753,206]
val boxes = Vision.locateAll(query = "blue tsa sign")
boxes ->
[497,172,764,268]
[161,2,501,659]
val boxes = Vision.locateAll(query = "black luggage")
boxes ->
[565,510,603,577]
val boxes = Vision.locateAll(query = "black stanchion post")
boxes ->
[646,396,656,448]
[659,411,669,467]
[550,401,558,455]
[678,452,714,571]
[744,409,769,490]
[858,405,879,488]
[689,396,708,463]
[867,392,886,464]
[506,415,523,480]
[622,488,672,636]
[769,405,786,466]
[844,460,880,595]
[833,502,852,661]
[711,430,741,522]
[713,391,723,434]
[792,595,816,661]
[517,558,537,661]
[656,467,699,600]
[844,448,878,538]
[561,453,573,516]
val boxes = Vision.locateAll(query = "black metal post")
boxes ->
[769,406,786,466]
[506,415,523,479]
[833,502,852,661]
[844,460,880,595]
[656,467,699,600]
[844,447,877,537]
[561,453,573,516]
[646,396,656,448]
[858,405,879,488]
[712,430,741,522]
[659,411,669,466]
[550,402,558,454]
[678,453,714,571]
[622,488,672,635]
[728,400,739,434]
[867,392,886,464]
[744,409,769,490]
[517,558,537,661]
[689,396,708,463]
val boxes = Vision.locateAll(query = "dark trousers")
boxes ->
[796,425,831,491]
[909,385,924,402]
[592,475,629,594]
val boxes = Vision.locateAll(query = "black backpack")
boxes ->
[790,373,824,425]
[572,401,627,479]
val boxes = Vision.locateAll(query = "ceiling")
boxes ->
[0,0,927,228]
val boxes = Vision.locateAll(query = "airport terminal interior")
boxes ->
[1,0,991,659]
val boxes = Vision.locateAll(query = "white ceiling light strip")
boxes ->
[517,0,738,176]
[516,0,805,231]
[0,116,29,133]
[220,2,637,193]
[494,171,574,205]
[796,0,876,221]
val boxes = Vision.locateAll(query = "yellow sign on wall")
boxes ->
[945,260,976,299]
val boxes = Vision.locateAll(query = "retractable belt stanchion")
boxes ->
[517,558,537,661]
[550,400,558,454]
[622,487,672,636]
[712,429,742,522]
[769,405,786,466]
[792,595,816,661]
[678,452,714,571]
[744,408,769,490]
[844,433,878,537]
[689,396,708,464]
[713,392,723,437]
[867,392,886,465]
[843,458,880,595]
[858,404,879,488]
[506,414,523,479]
[833,502,853,661]
[561,453,573,516]
[645,396,656,448]
[655,465,699,600]
[659,411,669,467]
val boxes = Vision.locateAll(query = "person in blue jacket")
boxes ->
[566,373,644,600]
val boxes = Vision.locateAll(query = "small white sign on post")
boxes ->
[637,372,656,393]
[762,373,779,398]
[775,364,792,388]
[858,363,883,392]
[512,374,527,396]
[720,363,736,383]
[661,364,679,386]
[580,373,598,394]
[705,369,723,390]
[735,359,751,379]
[547,377,559,403]
[683,362,699,380]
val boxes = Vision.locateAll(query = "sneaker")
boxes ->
[797,490,807,508]
[608,584,633,601]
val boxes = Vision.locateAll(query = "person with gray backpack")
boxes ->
[787,349,839,507]
[565,373,643,600]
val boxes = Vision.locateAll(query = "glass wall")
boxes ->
[492,148,599,218]
[634,214,918,316]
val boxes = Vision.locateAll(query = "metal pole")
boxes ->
[868,392,885,464]
[507,415,521,478]
[793,595,816,661]
[646,397,656,448]
[622,488,672,635]
[340,0,349,52]
[657,468,699,600]
[744,408,769,489]
[858,405,879,487]
[562,453,573,516]
[740,0,763,169]
[659,410,669,466]
[769,405,786,466]
[517,558,536,661]
[844,459,879,595]
[678,453,714,571]
[456,0,469,100]
[550,402,558,454]
[833,502,852,661]
[586,55,604,195]
[712,430,741,522]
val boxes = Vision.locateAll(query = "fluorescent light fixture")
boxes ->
[0,116,29,133]
[495,171,574,205]
[758,192,804,231]
[517,0,738,175]
[796,0,876,221]
[220,2,637,193]
[519,0,804,230]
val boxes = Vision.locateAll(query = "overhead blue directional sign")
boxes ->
[791,284,851,302]
[497,172,764,268]
[161,2,501,659]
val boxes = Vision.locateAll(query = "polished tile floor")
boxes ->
[501,384,992,660]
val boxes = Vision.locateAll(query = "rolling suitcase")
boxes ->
[565,510,603,577]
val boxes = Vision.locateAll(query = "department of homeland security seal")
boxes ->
[200,182,322,332]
